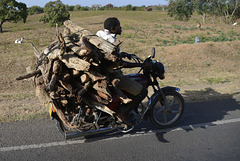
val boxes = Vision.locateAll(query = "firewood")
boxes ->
[82,97,115,116]
[16,69,41,80]
[63,27,71,37]
[85,69,106,82]
[59,80,73,95]
[64,36,83,55]
[64,20,92,37]
[47,48,62,60]
[17,20,126,129]
[58,33,66,54]
[36,59,53,85]
[80,73,89,84]
[52,101,79,129]
[47,60,61,92]
[61,54,90,71]
[64,20,118,62]
[85,35,118,56]
[93,80,112,101]
[30,42,40,58]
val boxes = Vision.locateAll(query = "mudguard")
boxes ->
[161,86,180,93]
[143,86,180,119]
[149,86,180,105]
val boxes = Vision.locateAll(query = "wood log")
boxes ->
[30,42,40,58]
[59,80,73,95]
[63,27,71,37]
[42,41,59,58]
[64,20,118,62]
[47,48,62,60]
[52,101,79,129]
[64,20,93,37]
[85,69,106,82]
[64,36,83,55]
[85,35,118,56]
[80,73,89,84]
[61,54,90,71]
[16,69,41,80]
[37,59,53,85]
[58,33,66,54]
[82,97,115,116]
[92,79,112,102]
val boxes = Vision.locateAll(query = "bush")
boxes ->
[73,5,81,11]
[80,7,89,11]
[173,25,181,30]
[28,6,43,15]
[39,0,70,27]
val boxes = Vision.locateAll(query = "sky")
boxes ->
[16,0,169,8]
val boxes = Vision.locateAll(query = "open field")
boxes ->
[0,11,239,122]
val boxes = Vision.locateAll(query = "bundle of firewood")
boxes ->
[16,20,122,123]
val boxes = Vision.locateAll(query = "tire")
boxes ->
[149,91,184,129]
[54,115,73,137]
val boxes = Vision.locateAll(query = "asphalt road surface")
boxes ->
[1,96,240,161]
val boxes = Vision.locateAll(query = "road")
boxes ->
[1,97,240,161]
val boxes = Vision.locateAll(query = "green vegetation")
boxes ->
[168,0,240,24]
[27,5,43,15]
[0,10,240,122]
[0,0,28,33]
[206,77,230,84]
[39,0,70,27]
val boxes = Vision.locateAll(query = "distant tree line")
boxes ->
[168,0,240,24]
[27,3,167,13]
[2,0,239,33]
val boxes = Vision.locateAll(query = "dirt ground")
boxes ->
[1,41,239,122]
[0,11,239,122]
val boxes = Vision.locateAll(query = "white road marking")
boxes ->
[1,118,240,152]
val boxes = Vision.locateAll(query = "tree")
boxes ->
[28,5,43,15]
[65,5,74,11]
[168,0,194,21]
[126,4,133,11]
[39,0,70,27]
[194,0,210,24]
[207,0,240,24]
[73,4,81,11]
[92,4,101,10]
[221,0,240,23]
[79,6,89,11]
[0,0,27,33]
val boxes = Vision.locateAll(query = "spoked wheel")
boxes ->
[149,91,184,128]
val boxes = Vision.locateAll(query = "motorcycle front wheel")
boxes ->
[149,91,184,128]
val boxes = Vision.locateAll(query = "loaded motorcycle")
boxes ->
[49,48,185,139]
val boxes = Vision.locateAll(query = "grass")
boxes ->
[0,10,240,122]
[206,77,231,84]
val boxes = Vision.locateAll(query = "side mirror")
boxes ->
[151,47,155,58]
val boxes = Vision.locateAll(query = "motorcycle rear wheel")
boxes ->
[54,115,72,137]
[149,91,184,128]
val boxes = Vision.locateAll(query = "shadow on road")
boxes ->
[153,88,240,143]
[84,88,240,143]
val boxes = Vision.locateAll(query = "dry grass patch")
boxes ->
[0,11,239,122]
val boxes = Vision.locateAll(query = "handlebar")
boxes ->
[121,52,143,63]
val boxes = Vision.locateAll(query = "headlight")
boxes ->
[152,61,165,79]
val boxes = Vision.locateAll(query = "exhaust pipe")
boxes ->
[65,127,117,139]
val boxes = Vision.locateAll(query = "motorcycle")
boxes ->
[50,48,185,139]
